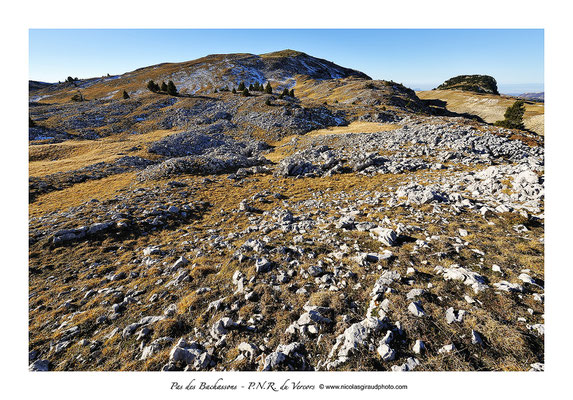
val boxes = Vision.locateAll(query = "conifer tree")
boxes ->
[249,83,254,91]
[265,82,272,94]
[494,100,525,130]
[242,88,249,97]
[289,89,295,98]
[147,80,158,92]
[232,88,237,94]
[282,88,289,97]
[167,81,178,96]
[161,82,168,92]
[122,90,130,99]
[238,81,245,91]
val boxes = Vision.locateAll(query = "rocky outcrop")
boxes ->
[436,75,499,95]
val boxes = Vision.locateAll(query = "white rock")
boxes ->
[408,301,426,317]
[412,340,425,354]
[377,343,396,361]
[438,344,456,354]
[471,330,484,346]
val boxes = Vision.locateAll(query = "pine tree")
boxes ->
[238,81,245,91]
[232,88,237,94]
[147,80,159,92]
[254,82,260,91]
[265,82,272,94]
[161,82,168,92]
[167,81,178,96]
[281,88,289,97]
[289,89,295,98]
[242,88,250,97]
[265,98,272,106]
[249,84,254,91]
[122,90,130,99]
[494,100,525,130]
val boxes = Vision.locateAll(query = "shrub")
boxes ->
[71,91,84,102]
[232,88,237,94]
[147,80,160,92]
[167,81,178,96]
[494,100,525,130]
[265,98,272,106]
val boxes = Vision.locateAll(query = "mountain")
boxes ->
[517,92,544,102]
[417,89,544,135]
[30,50,371,102]
[28,49,427,141]
[28,49,544,373]
[29,80,53,92]
[435,74,499,95]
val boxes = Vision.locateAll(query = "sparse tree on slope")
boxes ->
[265,82,273,94]
[147,80,159,92]
[122,90,130,99]
[161,82,168,92]
[494,100,525,130]
[167,81,178,96]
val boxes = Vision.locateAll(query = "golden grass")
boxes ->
[416,90,544,135]
[29,129,178,177]
[29,172,137,217]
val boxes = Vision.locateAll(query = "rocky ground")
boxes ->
[29,104,544,371]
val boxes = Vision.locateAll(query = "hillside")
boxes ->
[436,75,499,95]
[417,90,544,135]
[29,50,544,373]
[517,92,544,102]
[30,50,370,104]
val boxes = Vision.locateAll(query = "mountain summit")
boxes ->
[32,49,371,100]
[436,74,499,95]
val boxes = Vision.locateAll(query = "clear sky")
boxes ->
[29,29,544,94]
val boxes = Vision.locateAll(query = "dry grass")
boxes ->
[416,90,544,135]
[265,121,400,162]
[29,129,178,177]
[29,171,137,218]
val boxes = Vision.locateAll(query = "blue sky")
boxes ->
[29,29,544,93]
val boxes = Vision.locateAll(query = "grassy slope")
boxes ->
[416,90,544,135]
